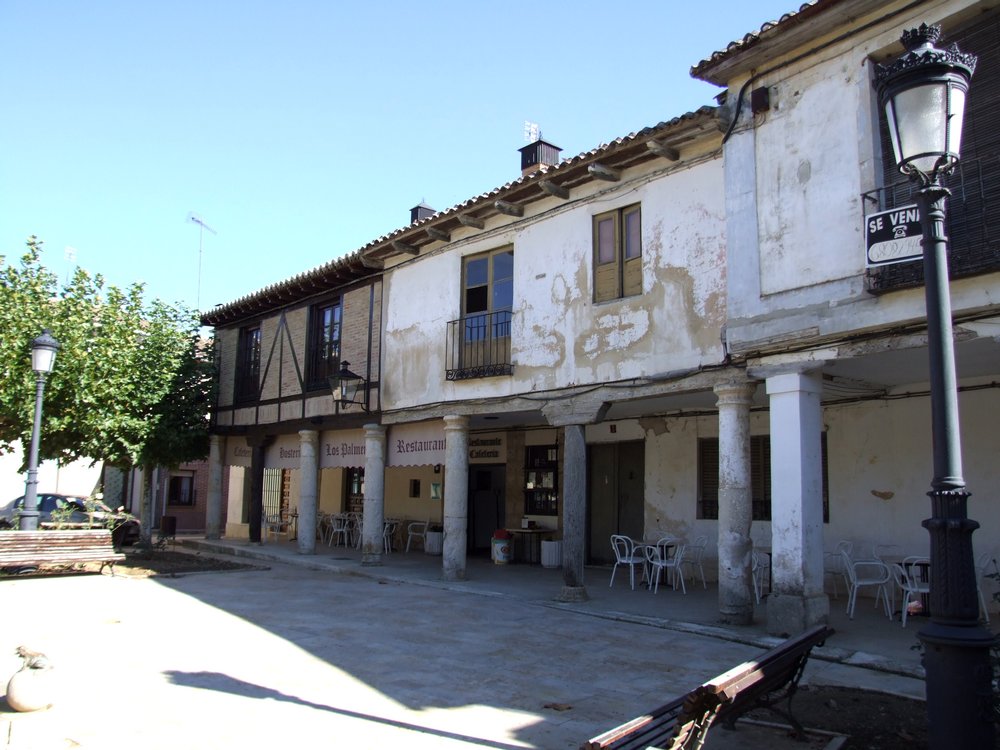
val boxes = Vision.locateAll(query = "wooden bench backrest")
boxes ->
[581,624,834,750]
[0,529,124,569]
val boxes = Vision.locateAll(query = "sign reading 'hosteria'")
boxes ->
[865,204,923,267]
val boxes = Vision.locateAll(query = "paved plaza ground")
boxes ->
[0,544,929,749]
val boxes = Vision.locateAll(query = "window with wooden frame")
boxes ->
[234,324,261,403]
[450,247,513,377]
[306,298,342,390]
[697,434,829,522]
[593,204,642,302]
[167,472,195,507]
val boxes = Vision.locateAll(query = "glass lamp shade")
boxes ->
[30,330,60,374]
[329,361,364,407]
[875,24,976,181]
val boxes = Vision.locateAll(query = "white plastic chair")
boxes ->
[681,535,708,589]
[405,519,429,553]
[891,562,930,627]
[609,535,646,590]
[842,548,891,620]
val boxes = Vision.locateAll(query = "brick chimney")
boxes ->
[518,139,561,177]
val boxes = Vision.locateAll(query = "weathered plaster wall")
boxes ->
[382,158,726,411]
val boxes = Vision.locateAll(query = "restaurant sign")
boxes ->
[320,429,366,469]
[865,205,922,267]
[469,433,506,464]
[388,421,446,466]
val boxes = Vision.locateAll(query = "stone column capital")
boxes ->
[713,379,758,406]
[364,423,386,439]
[443,415,469,432]
[298,429,319,445]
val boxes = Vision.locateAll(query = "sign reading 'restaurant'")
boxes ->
[865,205,922,267]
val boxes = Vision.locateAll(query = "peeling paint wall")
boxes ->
[382,158,727,411]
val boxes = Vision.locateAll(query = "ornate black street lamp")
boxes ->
[874,24,994,748]
[19,330,60,531]
[328,361,369,412]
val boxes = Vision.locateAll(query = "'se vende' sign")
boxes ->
[866,205,922,267]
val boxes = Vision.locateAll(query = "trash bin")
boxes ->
[492,529,512,564]
[541,539,562,569]
[159,515,177,539]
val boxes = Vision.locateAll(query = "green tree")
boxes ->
[0,237,215,475]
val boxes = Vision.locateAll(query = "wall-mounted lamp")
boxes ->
[328,361,369,412]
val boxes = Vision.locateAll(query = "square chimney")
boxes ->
[518,139,561,176]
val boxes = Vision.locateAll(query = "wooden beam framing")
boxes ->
[391,240,419,255]
[494,200,524,217]
[426,227,451,243]
[539,179,569,200]
[646,139,681,161]
[458,214,485,229]
[588,163,621,182]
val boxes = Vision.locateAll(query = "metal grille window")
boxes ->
[234,325,261,403]
[307,299,342,390]
[593,204,642,302]
[867,12,1000,292]
[698,435,829,522]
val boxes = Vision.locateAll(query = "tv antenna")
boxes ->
[524,121,541,143]
[187,212,217,310]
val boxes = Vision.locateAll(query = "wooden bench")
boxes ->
[581,624,834,750]
[0,529,126,575]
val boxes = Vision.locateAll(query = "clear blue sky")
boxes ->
[1,1,798,314]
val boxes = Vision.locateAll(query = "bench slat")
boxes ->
[0,529,125,573]
[582,624,833,750]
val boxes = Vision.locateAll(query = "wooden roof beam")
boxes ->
[539,180,569,200]
[588,163,620,182]
[426,227,451,243]
[646,139,680,161]
[458,214,485,229]
[495,200,524,217]
[391,240,419,255]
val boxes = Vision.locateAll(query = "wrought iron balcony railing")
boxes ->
[446,310,513,381]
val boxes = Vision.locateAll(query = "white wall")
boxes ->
[0,448,102,501]
[382,158,727,411]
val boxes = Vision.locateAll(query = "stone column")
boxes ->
[361,424,386,566]
[557,424,588,602]
[765,371,829,635]
[297,429,319,555]
[442,415,469,581]
[205,434,225,540]
[714,380,757,625]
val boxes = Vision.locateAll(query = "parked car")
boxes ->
[0,493,140,546]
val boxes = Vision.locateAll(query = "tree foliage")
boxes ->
[0,237,215,469]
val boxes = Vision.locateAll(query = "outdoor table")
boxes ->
[505,528,551,564]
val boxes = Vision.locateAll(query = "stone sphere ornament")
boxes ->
[5,646,57,712]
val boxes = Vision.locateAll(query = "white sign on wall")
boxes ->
[865,205,922,267]
[388,421,446,467]
[320,430,366,469]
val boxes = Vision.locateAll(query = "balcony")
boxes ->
[864,155,1000,294]
[446,310,513,381]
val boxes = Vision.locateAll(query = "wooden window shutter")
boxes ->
[622,206,642,297]
[593,212,620,302]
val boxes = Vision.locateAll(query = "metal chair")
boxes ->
[681,535,708,589]
[751,549,770,604]
[609,535,646,590]
[842,548,891,620]
[405,519,429,553]
[329,513,351,547]
[823,540,853,599]
[262,512,287,542]
[890,562,930,627]
[383,519,399,554]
